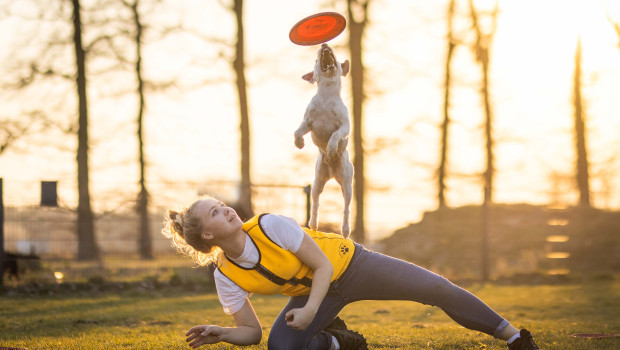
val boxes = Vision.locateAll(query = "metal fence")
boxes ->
[0,178,313,288]
[4,178,617,288]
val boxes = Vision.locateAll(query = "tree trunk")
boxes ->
[438,0,456,209]
[482,55,493,204]
[130,0,153,259]
[573,37,591,207]
[347,0,370,244]
[469,0,495,205]
[608,16,620,48]
[72,0,98,260]
[469,0,498,281]
[233,0,253,219]
[0,178,5,288]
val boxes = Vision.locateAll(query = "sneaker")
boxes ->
[330,328,368,350]
[507,329,540,350]
[326,316,349,331]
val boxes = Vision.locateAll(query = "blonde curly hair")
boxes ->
[161,196,222,266]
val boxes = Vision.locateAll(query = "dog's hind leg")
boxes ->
[335,152,354,237]
[340,180,352,237]
[309,153,330,231]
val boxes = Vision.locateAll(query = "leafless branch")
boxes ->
[0,110,51,155]
[607,13,620,47]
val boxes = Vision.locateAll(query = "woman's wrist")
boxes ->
[218,327,228,343]
[303,304,319,315]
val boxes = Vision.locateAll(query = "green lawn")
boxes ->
[1,280,618,349]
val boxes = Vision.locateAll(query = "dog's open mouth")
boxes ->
[320,47,336,72]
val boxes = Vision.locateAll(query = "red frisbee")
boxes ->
[289,12,346,46]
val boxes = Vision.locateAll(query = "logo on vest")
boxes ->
[338,243,350,257]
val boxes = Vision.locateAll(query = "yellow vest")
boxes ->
[217,214,355,296]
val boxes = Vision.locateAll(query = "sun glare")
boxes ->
[1,0,619,241]
[498,0,618,60]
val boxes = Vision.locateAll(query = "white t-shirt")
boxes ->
[214,214,305,315]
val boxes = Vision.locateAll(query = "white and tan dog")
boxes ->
[294,43,353,237]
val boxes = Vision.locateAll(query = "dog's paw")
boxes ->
[309,217,318,231]
[341,222,351,238]
[294,136,305,149]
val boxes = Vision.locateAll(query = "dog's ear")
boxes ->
[302,71,315,84]
[341,60,350,77]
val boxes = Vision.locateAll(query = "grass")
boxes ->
[1,280,618,349]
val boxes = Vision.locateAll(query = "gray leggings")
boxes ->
[267,244,509,350]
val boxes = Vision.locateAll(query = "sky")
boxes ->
[1,0,619,241]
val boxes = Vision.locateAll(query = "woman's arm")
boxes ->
[285,233,334,331]
[185,299,262,348]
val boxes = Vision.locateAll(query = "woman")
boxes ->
[162,196,540,350]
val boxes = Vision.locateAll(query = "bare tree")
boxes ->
[612,22,620,43]
[437,0,457,209]
[0,0,100,259]
[468,0,498,205]
[572,37,591,207]
[347,0,370,244]
[0,112,47,156]
[607,11,620,47]
[72,0,99,260]
[96,0,185,259]
[123,0,152,259]
[214,0,253,220]
[469,0,498,281]
[235,0,253,219]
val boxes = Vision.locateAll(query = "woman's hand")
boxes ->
[289,234,334,331]
[184,301,262,347]
[185,325,225,348]
[285,306,317,331]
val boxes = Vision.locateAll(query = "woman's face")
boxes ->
[196,198,243,239]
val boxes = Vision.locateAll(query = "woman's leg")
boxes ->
[334,245,509,338]
[267,289,346,350]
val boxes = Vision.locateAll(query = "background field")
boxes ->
[1,280,618,349]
